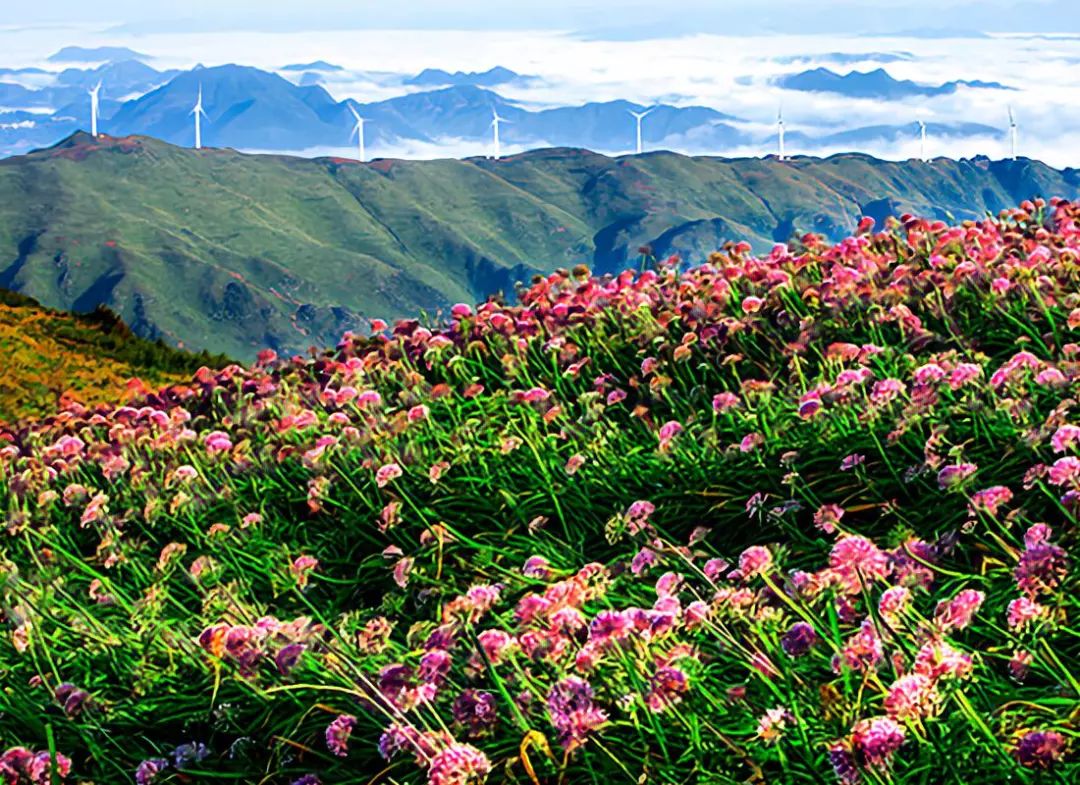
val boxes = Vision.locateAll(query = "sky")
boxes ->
[2,1,1080,165]
[5,0,1079,35]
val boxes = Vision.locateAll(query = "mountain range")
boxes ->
[2,61,1015,159]
[0,132,1076,359]
[778,67,1011,99]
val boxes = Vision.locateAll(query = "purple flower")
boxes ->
[325,715,357,757]
[135,758,170,785]
[1014,730,1067,769]
[781,622,818,657]
[428,743,492,785]
[452,689,499,737]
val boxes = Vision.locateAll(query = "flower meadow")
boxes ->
[2,200,1079,785]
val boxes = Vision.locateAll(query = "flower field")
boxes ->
[1,199,1078,784]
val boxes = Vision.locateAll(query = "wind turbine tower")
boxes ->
[918,120,928,162]
[490,108,510,160]
[629,107,653,155]
[1008,106,1018,161]
[88,81,102,137]
[777,107,786,161]
[349,105,367,162]
[191,85,208,150]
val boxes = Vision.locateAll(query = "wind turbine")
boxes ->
[917,120,928,162]
[349,105,367,162]
[1008,106,1018,161]
[490,108,511,160]
[628,107,653,155]
[88,81,102,137]
[190,84,208,150]
[777,107,786,161]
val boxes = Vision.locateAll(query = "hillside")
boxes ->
[1,133,1079,358]
[0,288,225,422]
[0,201,1076,784]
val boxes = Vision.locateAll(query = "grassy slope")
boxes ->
[0,135,1078,358]
[0,288,225,422]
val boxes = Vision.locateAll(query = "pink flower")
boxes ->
[1007,596,1048,630]
[852,716,906,766]
[203,431,232,455]
[839,453,865,471]
[741,295,764,314]
[1048,456,1080,486]
[813,504,844,534]
[645,665,690,712]
[739,432,764,452]
[712,392,740,412]
[968,485,1013,517]
[290,555,319,588]
[1050,424,1080,453]
[884,674,940,720]
[564,454,586,475]
[829,535,890,592]
[937,463,977,489]
[737,545,773,580]
[1013,730,1068,769]
[428,743,492,785]
[756,707,794,743]
[376,462,403,487]
[934,588,984,631]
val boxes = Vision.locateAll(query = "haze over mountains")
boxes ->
[1,132,1076,359]
[0,44,1031,161]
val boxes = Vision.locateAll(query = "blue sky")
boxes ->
[7,0,1079,34]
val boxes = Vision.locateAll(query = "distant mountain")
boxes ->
[778,67,1011,99]
[1,133,1077,358]
[281,61,344,72]
[405,66,536,87]
[55,60,180,95]
[48,46,151,63]
[0,67,51,76]
[107,64,350,149]
[775,52,914,65]
[815,121,1001,147]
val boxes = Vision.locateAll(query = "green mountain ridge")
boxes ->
[2,132,1078,358]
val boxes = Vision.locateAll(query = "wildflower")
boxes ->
[913,640,973,681]
[658,420,683,451]
[172,743,209,770]
[1015,529,1069,597]
[564,454,586,475]
[1051,424,1080,452]
[780,621,818,657]
[203,431,232,454]
[1009,650,1033,682]
[588,610,632,646]
[547,677,608,750]
[877,586,911,621]
[814,503,844,534]
[933,588,984,631]
[851,716,905,767]
[712,392,740,412]
[756,707,794,743]
[834,619,883,673]
[452,690,499,737]
[830,536,890,592]
[737,545,773,580]
[839,453,865,471]
[884,674,940,720]
[376,462,403,487]
[828,743,861,785]
[937,462,977,489]
[326,715,357,756]
[522,555,552,580]
[428,743,492,785]
[1048,456,1080,486]
[1013,730,1067,769]
[739,432,764,452]
[968,485,1013,517]
[645,666,690,712]
[135,758,170,785]
[1007,596,1048,630]
[290,555,319,588]
[741,295,764,314]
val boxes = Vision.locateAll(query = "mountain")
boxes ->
[106,64,350,149]
[0,287,224,422]
[1,133,1078,359]
[281,61,344,72]
[775,51,914,65]
[778,67,1011,98]
[48,46,151,63]
[405,66,535,87]
[55,59,180,95]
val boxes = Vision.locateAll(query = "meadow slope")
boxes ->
[1,133,1078,357]
[0,200,1077,784]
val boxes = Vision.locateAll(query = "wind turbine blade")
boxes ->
[349,104,361,122]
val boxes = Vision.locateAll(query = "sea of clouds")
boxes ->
[1,23,1079,166]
